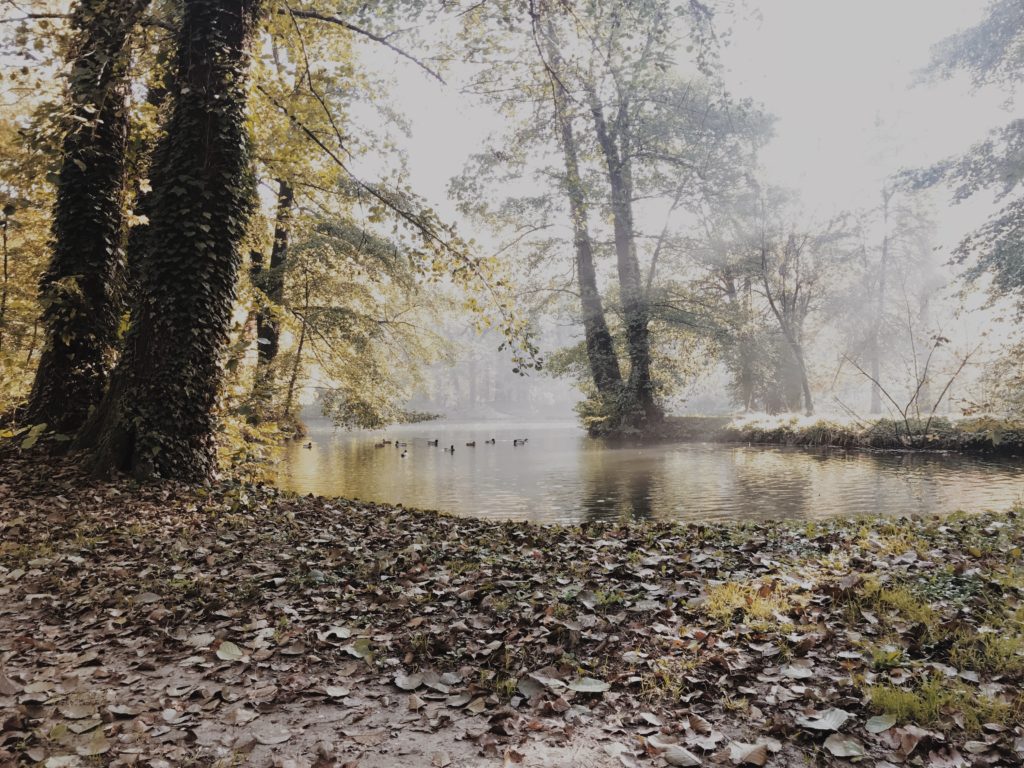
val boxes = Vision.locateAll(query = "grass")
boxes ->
[704,581,794,630]
[640,655,699,701]
[867,677,1020,734]
[859,579,939,628]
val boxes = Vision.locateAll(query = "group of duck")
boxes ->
[373,437,528,457]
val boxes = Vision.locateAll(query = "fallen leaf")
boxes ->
[254,725,291,745]
[216,641,244,662]
[824,733,865,758]
[727,741,768,767]
[567,676,610,693]
[796,708,851,731]
[664,744,702,766]
[394,672,423,691]
[867,713,897,733]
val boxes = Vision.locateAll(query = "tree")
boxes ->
[917,0,1024,310]
[843,184,938,414]
[541,16,622,396]
[249,179,294,419]
[78,0,264,480]
[453,0,760,429]
[23,0,149,433]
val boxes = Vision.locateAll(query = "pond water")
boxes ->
[275,420,1024,524]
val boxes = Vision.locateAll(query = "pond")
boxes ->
[275,420,1024,524]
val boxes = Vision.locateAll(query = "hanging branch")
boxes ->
[254,84,539,370]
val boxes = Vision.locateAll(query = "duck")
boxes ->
[383,439,393,445]
[303,442,313,449]
[427,439,439,447]
[445,445,455,453]
[374,441,386,448]
[400,450,408,458]
[395,441,408,448]
[465,441,476,447]
[513,438,527,446]
[485,438,496,445]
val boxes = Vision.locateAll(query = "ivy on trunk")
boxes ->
[79,0,264,480]
[25,0,149,433]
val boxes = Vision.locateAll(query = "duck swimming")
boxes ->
[427,439,439,446]
[466,441,476,447]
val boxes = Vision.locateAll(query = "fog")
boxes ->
[336,0,1019,424]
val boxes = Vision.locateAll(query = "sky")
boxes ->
[362,0,1011,256]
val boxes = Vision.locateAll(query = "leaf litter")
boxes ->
[0,449,1022,765]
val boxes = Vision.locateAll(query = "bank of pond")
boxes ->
[650,415,1024,456]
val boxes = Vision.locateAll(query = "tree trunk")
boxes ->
[588,93,660,424]
[251,179,294,416]
[869,191,891,415]
[762,261,814,416]
[543,27,622,396]
[0,217,9,352]
[24,0,149,433]
[79,0,264,480]
[283,273,309,421]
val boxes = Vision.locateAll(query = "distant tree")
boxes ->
[453,0,764,430]
[844,184,937,414]
[23,0,149,433]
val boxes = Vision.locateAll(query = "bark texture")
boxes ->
[25,0,148,432]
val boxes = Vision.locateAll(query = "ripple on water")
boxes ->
[275,421,1024,524]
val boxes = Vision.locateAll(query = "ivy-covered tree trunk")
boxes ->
[79,0,264,480]
[250,179,294,416]
[544,35,622,395]
[588,95,661,425]
[24,0,149,433]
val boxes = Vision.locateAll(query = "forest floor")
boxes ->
[1,450,1023,768]
[648,415,1024,456]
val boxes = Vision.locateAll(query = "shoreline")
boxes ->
[633,415,1024,458]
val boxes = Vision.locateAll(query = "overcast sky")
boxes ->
[364,0,1010,255]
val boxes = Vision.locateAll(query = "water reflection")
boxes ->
[274,421,1024,524]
